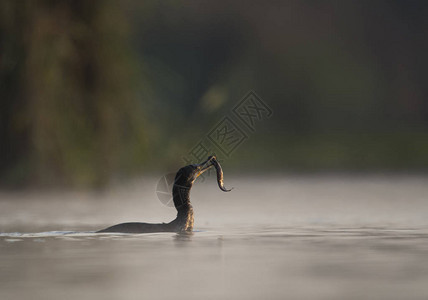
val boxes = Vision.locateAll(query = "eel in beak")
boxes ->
[193,155,232,192]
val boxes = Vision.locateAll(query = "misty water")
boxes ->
[1,175,428,300]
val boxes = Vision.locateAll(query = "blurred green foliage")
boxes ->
[1,1,428,188]
[0,0,147,187]
[133,1,428,171]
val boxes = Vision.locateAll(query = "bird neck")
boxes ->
[171,183,194,232]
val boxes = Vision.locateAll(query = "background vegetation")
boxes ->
[1,0,428,188]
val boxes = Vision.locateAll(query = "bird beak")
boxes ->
[194,155,216,179]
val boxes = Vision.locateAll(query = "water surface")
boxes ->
[1,175,428,299]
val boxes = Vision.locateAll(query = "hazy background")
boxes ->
[1,0,428,188]
[2,3,428,299]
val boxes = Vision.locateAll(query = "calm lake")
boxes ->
[1,174,428,299]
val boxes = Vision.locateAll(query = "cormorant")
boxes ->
[97,156,231,233]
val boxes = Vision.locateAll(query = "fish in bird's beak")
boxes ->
[193,156,232,192]
[211,157,232,192]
